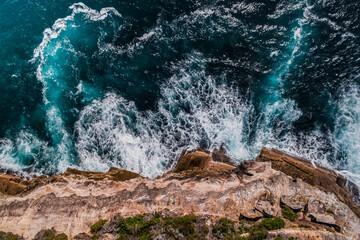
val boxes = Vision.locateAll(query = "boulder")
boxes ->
[256,200,274,217]
[239,209,263,221]
[309,213,341,232]
[174,150,211,172]
[280,195,307,212]
[0,175,27,195]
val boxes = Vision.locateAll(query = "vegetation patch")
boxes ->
[118,214,157,239]
[327,209,334,215]
[247,224,268,240]
[90,213,282,240]
[212,218,235,235]
[33,229,68,240]
[260,217,285,230]
[0,232,23,240]
[163,215,198,239]
[90,219,108,233]
[282,206,298,222]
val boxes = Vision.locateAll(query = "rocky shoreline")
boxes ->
[0,148,359,240]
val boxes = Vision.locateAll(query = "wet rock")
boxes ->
[232,160,255,176]
[175,150,211,172]
[212,143,233,165]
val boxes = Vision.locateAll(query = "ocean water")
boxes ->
[0,0,360,184]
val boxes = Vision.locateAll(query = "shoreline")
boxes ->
[0,147,360,239]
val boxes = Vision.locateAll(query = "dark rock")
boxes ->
[73,233,91,240]
[232,160,255,176]
[212,143,233,165]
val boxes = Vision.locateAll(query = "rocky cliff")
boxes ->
[0,148,359,240]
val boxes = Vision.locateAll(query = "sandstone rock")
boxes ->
[0,149,359,239]
[239,209,263,221]
[256,200,274,217]
[309,213,340,232]
[257,147,360,218]
[64,167,142,181]
[280,195,307,212]
[174,150,211,172]
[0,175,27,195]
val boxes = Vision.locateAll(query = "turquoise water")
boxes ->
[0,0,360,185]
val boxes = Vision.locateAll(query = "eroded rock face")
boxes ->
[0,175,27,195]
[0,149,359,240]
[256,147,360,218]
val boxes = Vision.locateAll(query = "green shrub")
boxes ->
[201,226,209,234]
[164,215,197,238]
[118,214,155,239]
[260,217,285,230]
[247,224,268,240]
[282,206,297,222]
[327,209,334,214]
[153,212,161,219]
[90,219,108,233]
[274,237,282,240]
[212,218,235,235]
[54,233,68,240]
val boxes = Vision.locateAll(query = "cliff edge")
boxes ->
[0,148,359,240]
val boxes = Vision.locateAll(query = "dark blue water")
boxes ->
[0,0,360,184]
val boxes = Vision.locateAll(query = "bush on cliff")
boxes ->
[163,215,198,239]
[282,206,297,222]
[260,217,285,230]
[33,229,68,240]
[0,232,24,240]
[212,218,235,235]
[118,214,155,239]
[90,219,108,233]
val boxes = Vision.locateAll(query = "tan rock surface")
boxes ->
[256,147,360,218]
[0,150,359,239]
